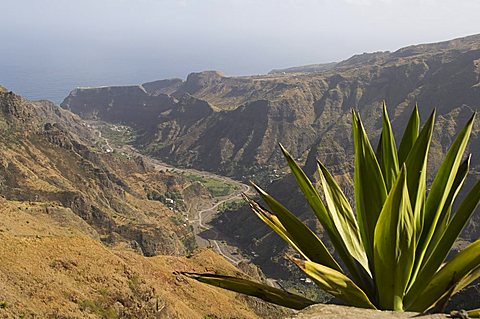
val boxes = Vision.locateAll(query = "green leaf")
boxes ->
[423,155,471,264]
[376,102,400,191]
[405,177,480,301]
[289,256,376,309]
[182,272,316,310]
[406,239,480,312]
[415,113,475,277]
[244,195,305,257]
[404,110,435,232]
[398,104,420,165]
[373,165,415,310]
[317,161,373,294]
[251,183,342,272]
[317,160,369,269]
[403,110,435,288]
[278,144,371,293]
[468,308,480,318]
[352,111,387,265]
[454,264,480,294]
[278,143,334,236]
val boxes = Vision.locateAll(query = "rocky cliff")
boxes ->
[61,34,480,181]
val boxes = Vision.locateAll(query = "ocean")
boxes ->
[0,62,190,105]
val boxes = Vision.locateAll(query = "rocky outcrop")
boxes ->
[61,85,175,125]
[290,304,447,319]
[269,62,337,74]
[142,78,183,95]
[181,70,226,94]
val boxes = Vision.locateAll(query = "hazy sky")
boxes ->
[1,0,480,101]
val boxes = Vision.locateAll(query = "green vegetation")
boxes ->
[146,189,186,211]
[128,274,143,293]
[280,278,332,303]
[78,287,122,318]
[146,190,165,202]
[169,215,185,226]
[111,150,132,160]
[218,199,245,213]
[185,103,480,312]
[0,301,7,309]
[182,234,198,253]
[79,299,117,319]
[98,123,136,147]
[244,165,285,186]
[181,172,239,197]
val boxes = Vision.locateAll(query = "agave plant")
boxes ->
[184,103,480,313]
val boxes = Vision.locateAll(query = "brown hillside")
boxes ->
[0,90,288,318]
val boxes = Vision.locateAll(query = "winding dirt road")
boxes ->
[95,132,254,266]
[190,182,251,265]
[90,121,280,286]
[191,183,250,229]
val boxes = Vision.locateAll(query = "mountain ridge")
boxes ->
[60,34,480,307]
[61,33,480,179]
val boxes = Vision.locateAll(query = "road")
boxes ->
[89,122,254,265]
[150,155,251,265]
[191,182,250,229]
[89,121,283,287]
[189,182,251,265]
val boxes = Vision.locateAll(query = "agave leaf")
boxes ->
[278,144,335,234]
[403,110,435,288]
[468,308,480,318]
[423,155,471,263]
[454,264,480,294]
[277,144,371,291]
[406,239,480,312]
[244,195,305,258]
[416,114,476,277]
[317,160,369,269]
[431,264,480,314]
[352,111,387,263]
[398,104,420,165]
[251,183,342,272]
[376,102,400,191]
[317,161,374,295]
[404,110,435,234]
[406,178,480,301]
[425,281,457,314]
[181,272,316,310]
[374,165,415,310]
[289,256,376,309]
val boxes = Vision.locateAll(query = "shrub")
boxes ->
[184,104,479,312]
